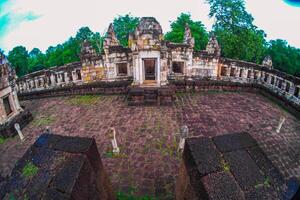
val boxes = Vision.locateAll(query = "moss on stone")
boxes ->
[66,95,102,106]
[22,162,38,177]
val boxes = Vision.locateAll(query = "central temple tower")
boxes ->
[129,17,166,86]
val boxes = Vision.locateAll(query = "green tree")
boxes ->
[165,13,209,51]
[113,14,139,47]
[207,0,267,63]
[75,27,94,41]
[267,40,300,76]
[8,46,29,77]
[28,48,45,72]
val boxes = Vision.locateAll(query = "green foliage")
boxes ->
[165,13,209,51]
[267,39,300,76]
[7,26,104,76]
[22,162,38,177]
[113,14,139,47]
[116,191,156,200]
[8,46,29,77]
[75,27,94,41]
[207,0,267,63]
[32,115,56,127]
[0,137,7,145]
[66,95,102,106]
[221,159,230,172]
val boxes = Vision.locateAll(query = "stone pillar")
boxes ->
[72,71,77,82]
[64,72,69,83]
[50,74,55,86]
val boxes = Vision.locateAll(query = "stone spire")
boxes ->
[262,55,273,68]
[184,24,195,48]
[206,34,221,57]
[104,23,120,48]
[80,40,97,61]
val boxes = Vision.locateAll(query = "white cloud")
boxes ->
[0,0,299,53]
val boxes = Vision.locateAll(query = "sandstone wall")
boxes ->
[0,134,115,200]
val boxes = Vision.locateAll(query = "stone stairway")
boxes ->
[127,86,175,106]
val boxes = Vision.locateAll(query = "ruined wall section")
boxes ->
[81,40,105,83]
[218,57,300,105]
[0,52,22,124]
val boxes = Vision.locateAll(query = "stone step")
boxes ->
[144,93,157,100]
[144,99,158,106]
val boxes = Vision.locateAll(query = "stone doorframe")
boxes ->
[135,51,161,86]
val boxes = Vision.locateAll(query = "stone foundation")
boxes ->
[0,134,115,200]
[127,86,175,106]
[18,80,132,100]
[175,132,299,200]
[0,108,33,138]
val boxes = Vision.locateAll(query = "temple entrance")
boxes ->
[144,59,156,81]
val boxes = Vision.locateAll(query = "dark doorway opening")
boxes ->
[144,59,156,80]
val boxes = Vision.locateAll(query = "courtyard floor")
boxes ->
[0,92,299,199]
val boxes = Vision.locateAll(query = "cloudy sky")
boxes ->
[0,0,299,53]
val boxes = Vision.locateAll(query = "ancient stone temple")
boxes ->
[0,52,22,124]
[15,17,300,106]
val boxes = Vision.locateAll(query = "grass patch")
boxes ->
[22,162,38,177]
[155,137,179,159]
[0,137,7,145]
[221,159,230,172]
[66,95,102,106]
[32,115,56,127]
[255,177,271,189]
[116,191,156,200]
[104,151,128,158]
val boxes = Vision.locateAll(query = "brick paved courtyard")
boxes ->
[0,92,299,199]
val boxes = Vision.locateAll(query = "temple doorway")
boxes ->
[144,59,156,81]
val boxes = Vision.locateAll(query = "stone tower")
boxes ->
[183,24,195,48]
[206,34,221,57]
[104,23,120,49]
[262,55,273,69]
[0,52,22,125]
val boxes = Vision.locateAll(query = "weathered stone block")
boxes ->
[1,134,115,200]
[223,150,264,191]
[201,171,245,200]
[184,137,222,177]
[213,132,257,152]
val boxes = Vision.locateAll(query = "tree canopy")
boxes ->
[113,14,139,47]
[165,13,209,51]
[207,0,267,63]
[267,39,300,76]
[8,46,29,77]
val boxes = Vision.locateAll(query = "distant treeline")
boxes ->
[2,0,300,78]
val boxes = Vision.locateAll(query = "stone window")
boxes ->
[221,67,227,76]
[76,70,82,80]
[247,70,251,78]
[61,73,65,82]
[3,96,12,116]
[294,87,299,97]
[172,61,184,74]
[239,69,243,77]
[254,71,259,80]
[264,74,269,82]
[48,76,51,85]
[286,82,290,93]
[230,68,235,77]
[278,79,283,89]
[54,74,58,83]
[271,76,275,85]
[116,63,128,75]
[69,72,73,81]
